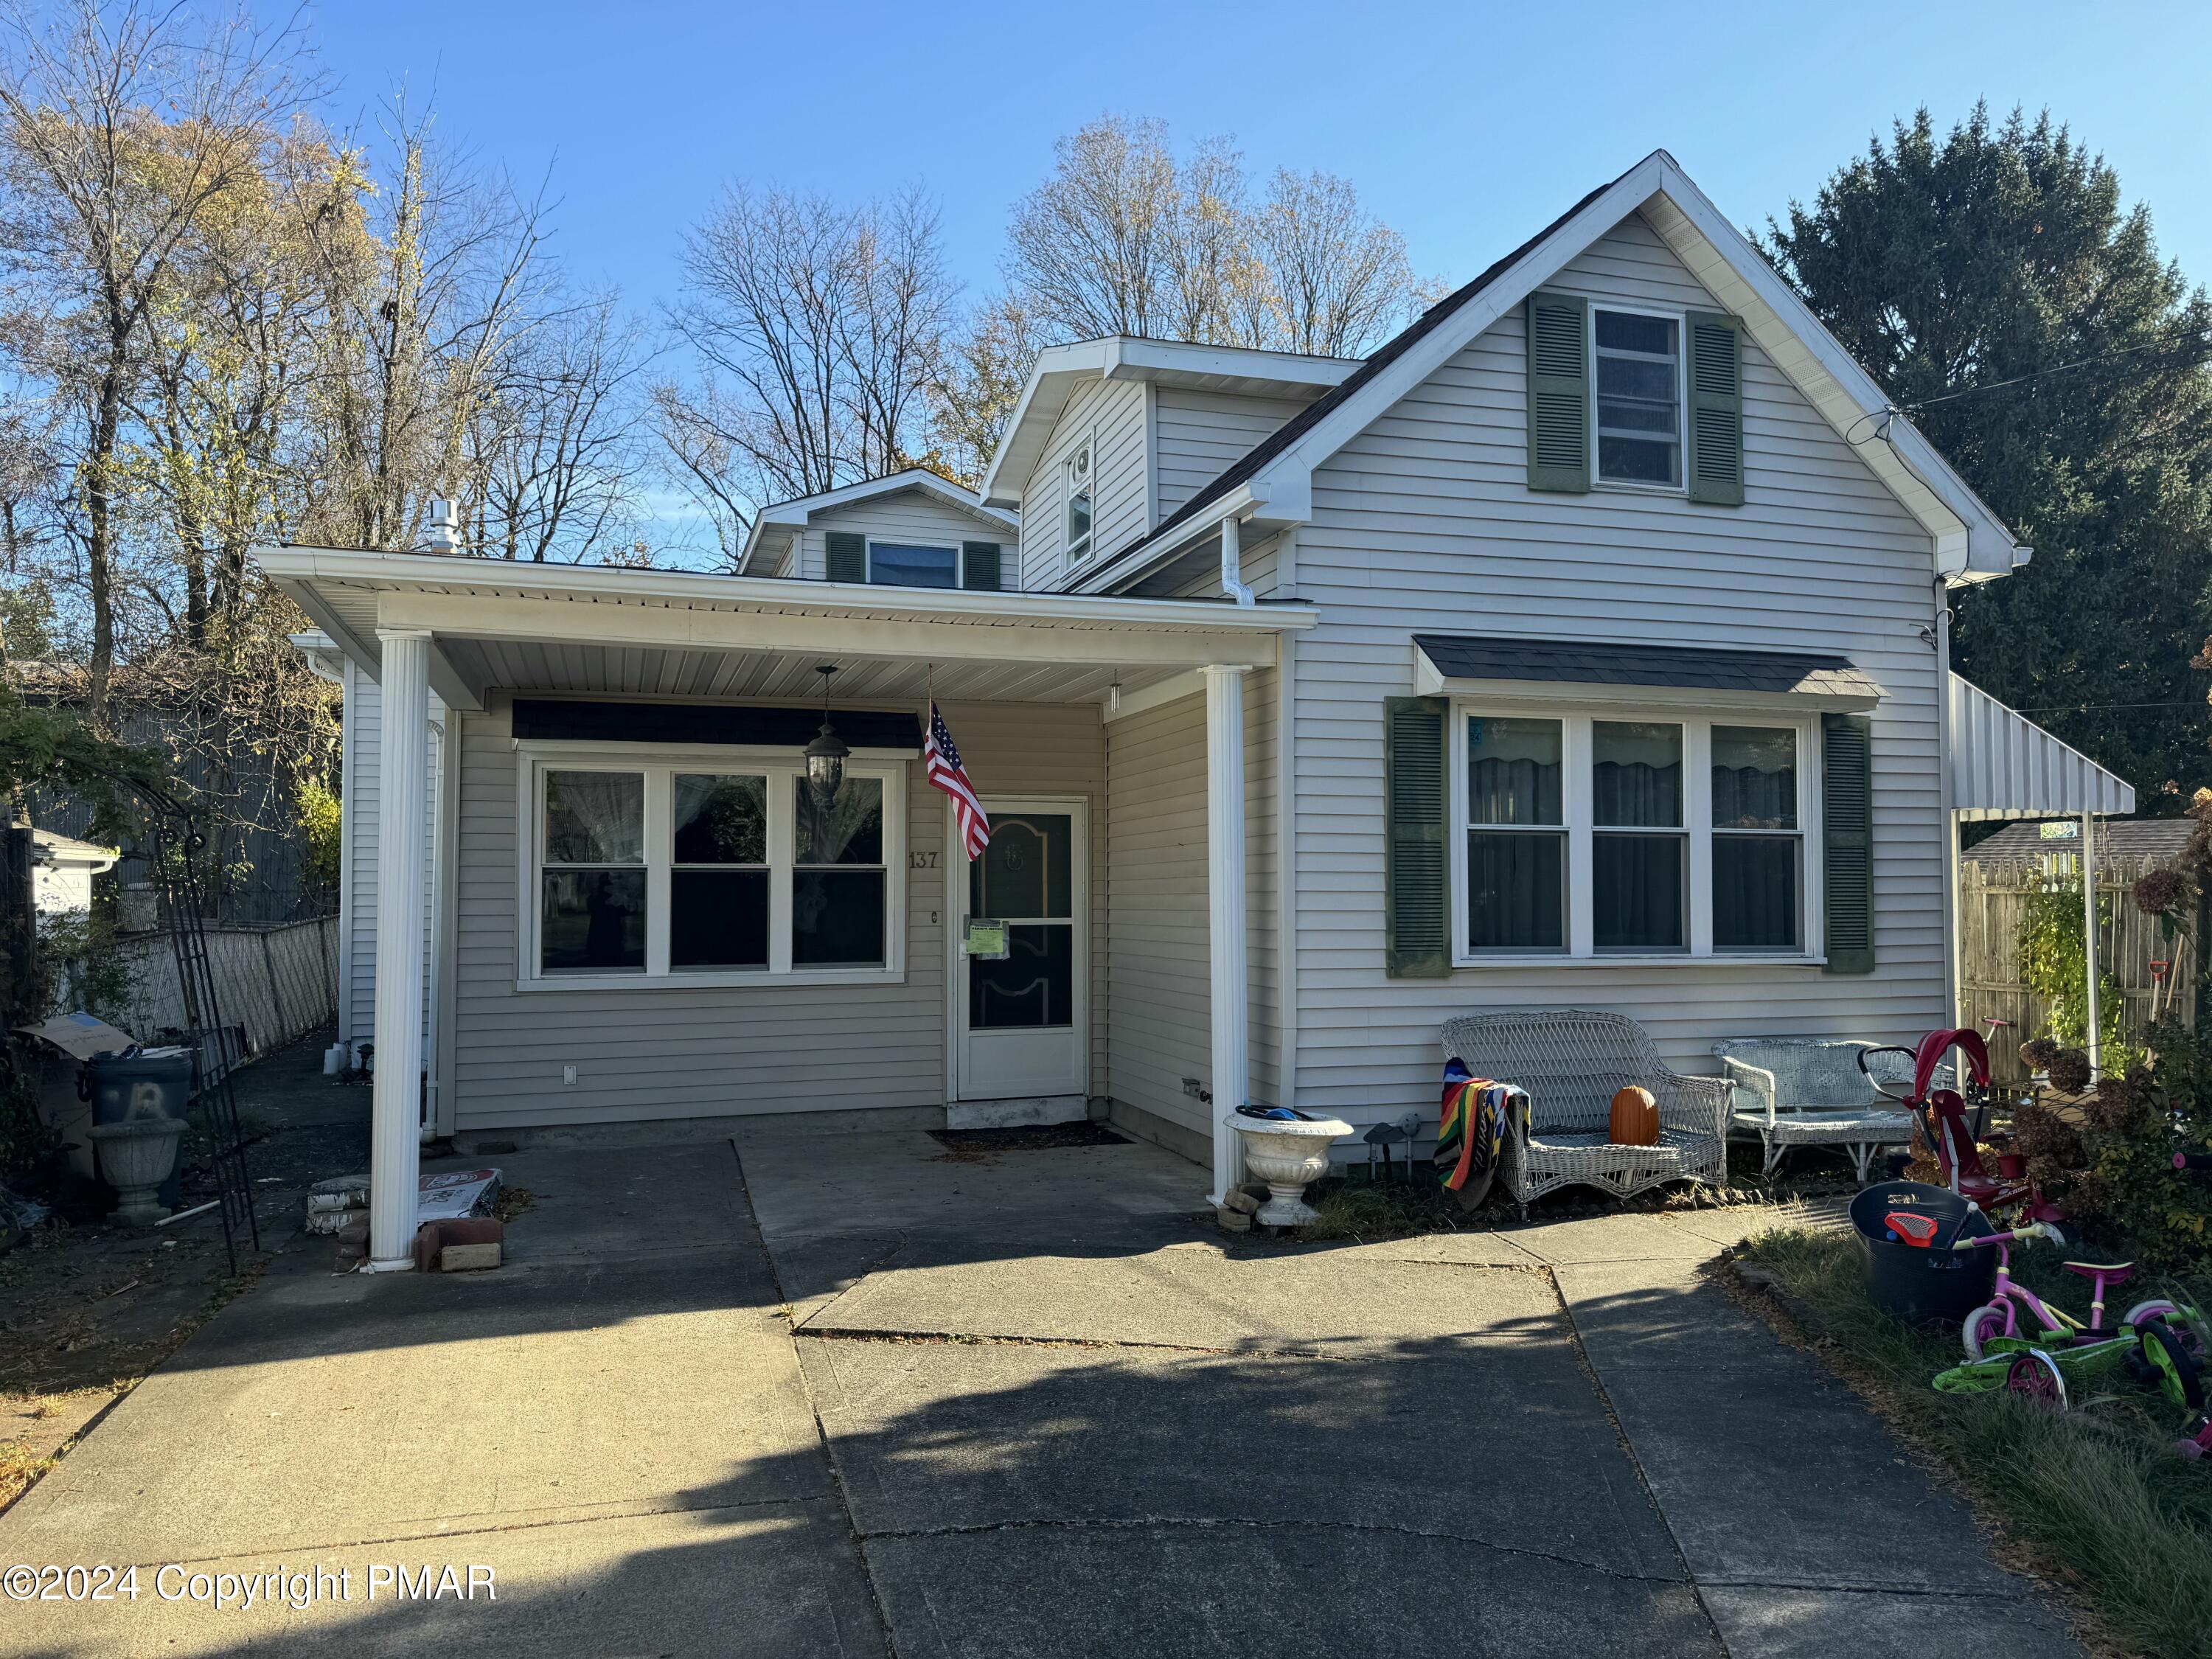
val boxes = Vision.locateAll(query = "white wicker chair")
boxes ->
[1712,1037,1933,1183]
[1439,1010,1729,1214]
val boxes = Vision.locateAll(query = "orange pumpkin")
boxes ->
[1609,1085,1659,1147]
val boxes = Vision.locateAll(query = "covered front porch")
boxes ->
[260,545,1313,1270]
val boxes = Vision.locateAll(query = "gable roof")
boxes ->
[737,469,1018,575]
[978,336,1359,509]
[1068,150,2028,597]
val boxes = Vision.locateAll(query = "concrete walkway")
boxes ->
[0,1123,2083,1658]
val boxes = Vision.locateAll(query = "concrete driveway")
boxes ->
[0,1123,2083,1658]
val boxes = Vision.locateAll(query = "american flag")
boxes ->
[926,703,991,859]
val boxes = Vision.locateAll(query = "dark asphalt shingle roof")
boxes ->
[1965,818,2190,863]
[1081,160,1639,583]
[1413,634,1882,698]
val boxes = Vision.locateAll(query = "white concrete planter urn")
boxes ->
[1228,1111,1353,1227]
[88,1116,187,1227]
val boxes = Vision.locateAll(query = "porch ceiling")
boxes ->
[254,543,1312,711]
[437,636,1183,706]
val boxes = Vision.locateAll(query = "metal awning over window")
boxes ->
[1948,672,2135,821]
[1413,634,1882,709]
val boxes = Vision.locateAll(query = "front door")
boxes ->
[956,800,1087,1103]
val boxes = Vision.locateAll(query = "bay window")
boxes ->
[523,754,904,985]
[1452,708,1819,963]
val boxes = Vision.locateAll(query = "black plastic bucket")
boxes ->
[1849,1180,1996,1326]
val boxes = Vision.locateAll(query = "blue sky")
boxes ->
[303,0,2212,316]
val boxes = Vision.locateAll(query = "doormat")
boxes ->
[928,1124,1130,1152]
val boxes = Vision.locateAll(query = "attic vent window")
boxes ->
[1064,439,1093,561]
[1593,310,1682,487]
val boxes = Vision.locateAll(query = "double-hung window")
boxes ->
[1452,710,1817,963]
[1063,439,1093,562]
[1593,308,1683,487]
[525,756,904,986]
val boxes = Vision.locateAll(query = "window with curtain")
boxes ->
[1451,709,1814,963]
[1593,720,1686,951]
[529,759,902,981]
[1465,717,1565,950]
[1711,726,1799,950]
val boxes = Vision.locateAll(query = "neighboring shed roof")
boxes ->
[1413,634,1881,700]
[32,828,118,868]
[1964,818,2190,863]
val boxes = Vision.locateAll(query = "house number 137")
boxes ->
[909,851,937,869]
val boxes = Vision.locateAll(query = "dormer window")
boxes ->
[1064,439,1093,561]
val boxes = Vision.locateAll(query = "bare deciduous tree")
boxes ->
[1248,167,1422,358]
[655,181,956,563]
[0,0,310,718]
[997,114,1427,360]
[467,291,654,562]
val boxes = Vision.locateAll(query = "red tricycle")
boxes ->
[1859,1026,2066,1228]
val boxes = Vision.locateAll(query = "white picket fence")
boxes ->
[105,917,339,1058]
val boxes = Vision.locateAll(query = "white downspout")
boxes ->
[2081,810,2101,1080]
[1220,515,1255,608]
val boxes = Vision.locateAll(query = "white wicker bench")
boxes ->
[1711,1037,1930,1183]
[1439,1010,1728,1214]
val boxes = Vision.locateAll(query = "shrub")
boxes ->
[2060,1026,2212,1271]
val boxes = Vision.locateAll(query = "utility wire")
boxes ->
[1902,327,2212,411]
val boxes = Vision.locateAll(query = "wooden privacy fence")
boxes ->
[106,916,339,1059]
[1958,853,2197,1082]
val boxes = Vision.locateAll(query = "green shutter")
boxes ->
[1685,310,1745,506]
[1385,695,1451,978]
[961,540,1002,591]
[1822,712,1874,974]
[1525,291,1590,493]
[826,532,865,583]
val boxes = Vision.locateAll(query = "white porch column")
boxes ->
[2081,812,2101,1081]
[366,628,432,1271]
[1205,664,1251,1203]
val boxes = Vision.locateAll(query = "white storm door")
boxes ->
[956,800,1087,1102]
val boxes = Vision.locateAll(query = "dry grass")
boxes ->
[0,1441,57,1510]
[1742,1226,2212,1658]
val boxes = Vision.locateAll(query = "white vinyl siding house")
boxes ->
[1018,375,1149,588]
[1152,387,1318,521]
[276,153,2132,1268]
[448,696,1112,1130]
[1284,211,1947,1117]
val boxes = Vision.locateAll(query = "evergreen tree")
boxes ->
[1766,105,2212,806]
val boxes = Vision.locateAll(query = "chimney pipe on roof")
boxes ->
[424,498,462,554]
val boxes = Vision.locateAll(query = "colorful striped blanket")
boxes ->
[1436,1057,1527,1208]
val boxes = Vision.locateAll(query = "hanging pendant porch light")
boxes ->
[804,664,849,807]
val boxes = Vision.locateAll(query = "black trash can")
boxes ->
[1849,1180,1997,1326]
[86,1048,194,1211]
